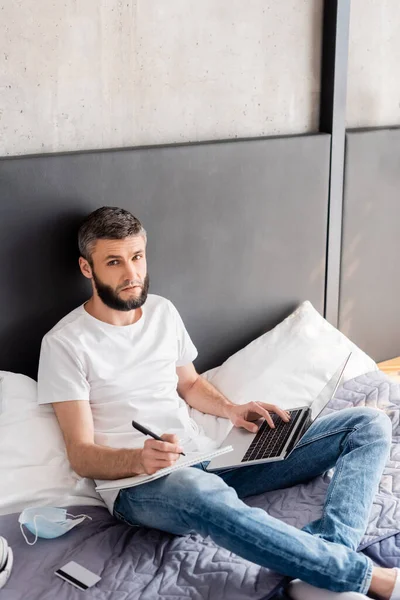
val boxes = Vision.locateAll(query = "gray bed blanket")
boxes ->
[2,371,400,600]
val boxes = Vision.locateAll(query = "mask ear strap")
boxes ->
[20,514,41,546]
[66,513,92,521]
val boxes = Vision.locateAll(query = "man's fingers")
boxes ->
[263,411,275,429]
[273,407,291,421]
[160,433,184,452]
[144,438,183,454]
[258,403,291,422]
[142,433,183,474]
[248,402,275,428]
[233,402,293,433]
[161,433,179,444]
[149,450,181,462]
[234,418,258,433]
[142,450,181,474]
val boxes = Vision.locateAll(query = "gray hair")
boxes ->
[78,206,147,264]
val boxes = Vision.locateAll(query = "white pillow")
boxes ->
[193,301,378,446]
[0,371,37,414]
[0,371,105,516]
[201,366,220,382]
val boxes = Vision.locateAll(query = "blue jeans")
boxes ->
[113,407,392,594]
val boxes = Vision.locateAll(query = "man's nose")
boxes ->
[124,262,140,282]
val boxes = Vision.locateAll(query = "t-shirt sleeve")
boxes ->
[37,335,90,405]
[168,301,198,367]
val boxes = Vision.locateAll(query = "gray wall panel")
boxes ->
[0,134,330,379]
[340,128,400,362]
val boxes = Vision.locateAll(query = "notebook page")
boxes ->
[95,445,233,491]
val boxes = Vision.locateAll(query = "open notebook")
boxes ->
[95,445,233,492]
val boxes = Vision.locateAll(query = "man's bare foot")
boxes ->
[368,567,397,599]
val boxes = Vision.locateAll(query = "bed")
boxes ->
[2,365,400,600]
[1,132,400,599]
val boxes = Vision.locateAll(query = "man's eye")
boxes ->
[133,255,142,260]
[108,260,118,266]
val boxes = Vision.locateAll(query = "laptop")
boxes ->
[206,352,352,471]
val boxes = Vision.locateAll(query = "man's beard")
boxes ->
[91,269,150,312]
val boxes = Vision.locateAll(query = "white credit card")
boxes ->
[55,561,101,591]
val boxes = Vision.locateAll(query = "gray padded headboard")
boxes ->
[0,134,330,379]
[339,127,400,362]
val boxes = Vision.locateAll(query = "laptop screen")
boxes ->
[310,353,352,422]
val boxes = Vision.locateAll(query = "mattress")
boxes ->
[2,370,400,600]
[0,504,283,600]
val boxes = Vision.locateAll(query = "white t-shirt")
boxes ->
[37,293,216,513]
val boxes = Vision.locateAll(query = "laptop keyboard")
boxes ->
[241,409,303,462]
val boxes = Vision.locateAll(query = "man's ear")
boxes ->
[79,257,93,280]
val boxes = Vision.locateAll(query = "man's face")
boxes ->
[87,236,149,311]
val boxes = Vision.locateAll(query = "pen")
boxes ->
[131,419,186,456]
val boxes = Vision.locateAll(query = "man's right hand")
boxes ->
[139,433,183,475]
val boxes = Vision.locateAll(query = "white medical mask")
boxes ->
[19,507,92,545]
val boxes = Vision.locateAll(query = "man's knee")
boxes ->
[166,467,231,499]
[117,468,235,536]
[350,406,392,441]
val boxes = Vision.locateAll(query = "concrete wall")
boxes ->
[0,0,322,157]
[347,0,400,128]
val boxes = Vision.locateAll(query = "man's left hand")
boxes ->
[225,402,291,433]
